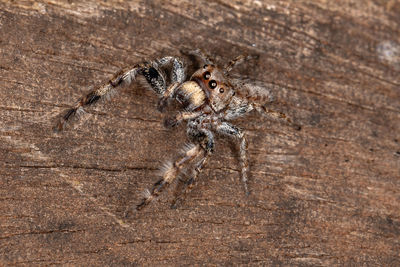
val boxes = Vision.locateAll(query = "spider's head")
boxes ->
[191,65,235,112]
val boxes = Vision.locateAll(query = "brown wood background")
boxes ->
[1,0,399,265]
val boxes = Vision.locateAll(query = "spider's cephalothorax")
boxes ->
[56,49,297,211]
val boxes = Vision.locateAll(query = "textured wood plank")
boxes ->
[1,0,399,265]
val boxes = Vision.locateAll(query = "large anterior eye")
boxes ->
[203,71,211,80]
[208,80,217,89]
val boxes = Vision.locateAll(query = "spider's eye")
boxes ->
[203,71,211,80]
[203,64,208,69]
[208,80,217,89]
[219,88,224,93]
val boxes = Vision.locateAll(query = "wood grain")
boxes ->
[1,0,399,265]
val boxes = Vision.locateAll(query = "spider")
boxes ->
[55,49,298,210]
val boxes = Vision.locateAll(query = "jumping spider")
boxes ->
[56,49,297,210]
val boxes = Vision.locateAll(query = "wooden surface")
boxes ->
[1,0,399,265]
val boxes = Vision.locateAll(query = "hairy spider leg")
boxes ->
[140,56,186,97]
[55,67,138,131]
[156,56,186,84]
[227,80,300,130]
[163,111,203,128]
[170,127,215,208]
[55,56,186,131]
[216,122,250,195]
[156,57,187,111]
[157,82,181,112]
[254,104,301,130]
[224,54,259,73]
[55,62,163,131]
[171,150,210,209]
[182,48,215,65]
[221,98,255,121]
[136,143,203,210]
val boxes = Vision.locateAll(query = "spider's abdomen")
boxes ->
[176,81,206,110]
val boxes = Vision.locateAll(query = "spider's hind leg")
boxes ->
[136,143,203,210]
[55,56,186,131]
[170,128,215,208]
[170,150,210,209]
[55,67,139,131]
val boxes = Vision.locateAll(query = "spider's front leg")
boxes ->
[136,143,203,210]
[224,54,259,73]
[156,56,186,112]
[216,122,250,195]
[180,48,215,65]
[255,104,301,131]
